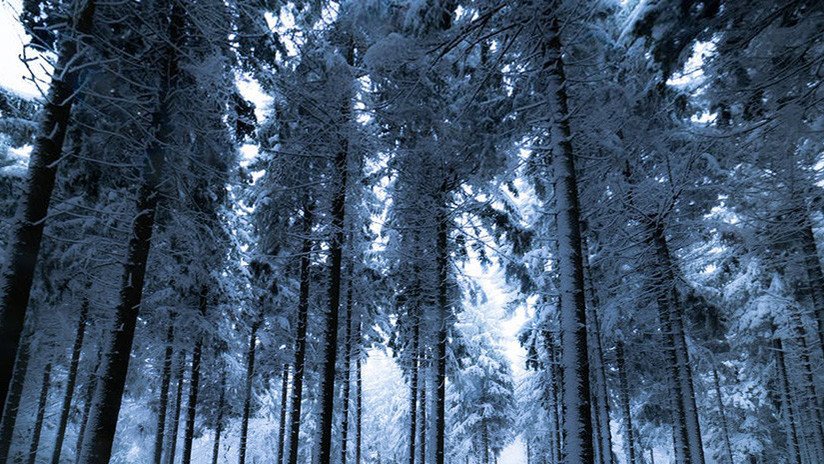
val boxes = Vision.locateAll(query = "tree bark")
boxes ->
[544,329,562,464]
[239,315,260,464]
[542,15,594,463]
[418,351,427,464]
[435,201,449,464]
[341,280,354,464]
[167,351,187,464]
[616,340,637,464]
[774,335,802,464]
[276,364,290,464]
[211,366,227,464]
[153,323,176,464]
[26,363,52,464]
[0,0,96,412]
[408,311,420,464]
[287,202,313,464]
[789,306,824,460]
[51,297,89,464]
[317,40,353,463]
[355,320,363,464]
[78,3,183,461]
[74,351,101,462]
[182,287,208,464]
[800,218,824,358]
[0,326,33,461]
[710,364,733,464]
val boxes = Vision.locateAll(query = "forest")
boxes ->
[0,0,822,463]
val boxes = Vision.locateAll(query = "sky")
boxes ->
[0,0,48,99]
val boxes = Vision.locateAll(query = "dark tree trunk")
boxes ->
[435,203,449,464]
[355,320,363,464]
[287,203,313,464]
[0,327,33,461]
[26,363,52,464]
[182,287,208,464]
[317,41,353,463]
[616,340,637,464]
[78,4,183,461]
[276,363,289,464]
[341,281,354,464]
[541,15,594,464]
[650,222,704,464]
[167,351,187,464]
[408,312,420,464]
[74,351,101,462]
[418,353,427,464]
[789,306,824,458]
[800,219,824,358]
[153,323,176,464]
[211,366,227,464]
[51,298,89,464]
[774,334,802,464]
[710,364,733,464]
[0,0,96,412]
[239,316,260,464]
[544,329,562,464]
[482,421,489,464]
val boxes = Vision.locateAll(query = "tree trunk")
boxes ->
[182,287,208,464]
[0,326,33,461]
[0,0,96,412]
[167,351,187,464]
[800,218,824,358]
[408,312,420,464]
[710,364,733,464]
[418,353,427,464]
[541,15,594,463]
[287,202,313,464]
[51,297,89,464]
[26,363,52,464]
[789,306,824,460]
[544,329,562,464]
[482,421,490,464]
[774,335,802,464]
[650,222,705,464]
[355,321,363,464]
[212,366,227,464]
[616,340,637,464]
[341,280,354,464]
[74,351,101,462]
[435,202,449,464]
[78,3,183,461]
[317,40,353,463]
[239,316,260,464]
[276,364,290,464]
[153,323,176,464]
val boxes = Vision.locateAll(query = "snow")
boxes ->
[0,0,50,99]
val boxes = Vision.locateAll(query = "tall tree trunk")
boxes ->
[0,0,96,412]
[542,15,594,463]
[51,297,89,464]
[341,281,354,464]
[167,351,187,464]
[0,326,33,461]
[789,306,824,459]
[212,366,227,464]
[800,217,824,358]
[287,202,313,464]
[710,364,733,464]
[482,421,490,464]
[239,316,260,464]
[78,4,183,461]
[544,329,562,464]
[317,41,353,463]
[616,340,637,464]
[74,351,101,463]
[182,287,208,464]
[355,320,363,464]
[582,236,614,464]
[434,201,449,464]
[153,323,176,464]
[276,364,290,464]
[27,363,52,464]
[408,312,420,464]
[418,353,427,464]
[650,222,704,464]
[774,335,802,464]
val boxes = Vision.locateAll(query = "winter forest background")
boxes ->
[0,0,822,463]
